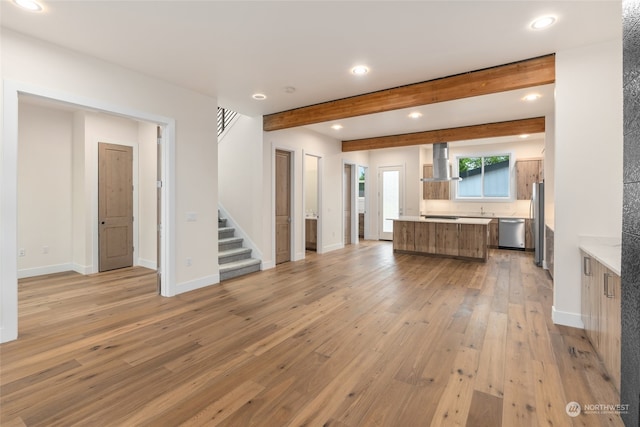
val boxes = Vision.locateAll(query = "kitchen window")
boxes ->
[456,154,511,199]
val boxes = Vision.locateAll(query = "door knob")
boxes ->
[101,221,105,225]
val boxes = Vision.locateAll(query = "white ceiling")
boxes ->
[1,1,621,142]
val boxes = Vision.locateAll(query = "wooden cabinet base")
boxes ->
[394,220,488,262]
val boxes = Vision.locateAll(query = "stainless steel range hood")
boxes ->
[420,142,462,182]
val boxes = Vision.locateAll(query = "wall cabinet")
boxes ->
[422,165,450,200]
[516,159,543,200]
[581,251,621,392]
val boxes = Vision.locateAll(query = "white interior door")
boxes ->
[379,166,404,240]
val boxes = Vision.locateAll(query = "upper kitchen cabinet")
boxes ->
[422,164,450,200]
[516,159,543,200]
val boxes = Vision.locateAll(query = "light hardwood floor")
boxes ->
[0,242,623,426]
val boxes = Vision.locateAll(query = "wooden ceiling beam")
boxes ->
[341,117,546,152]
[263,55,555,132]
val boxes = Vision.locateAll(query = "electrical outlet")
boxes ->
[19,248,26,257]
[186,257,192,266]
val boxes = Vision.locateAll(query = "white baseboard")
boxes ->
[261,261,275,270]
[18,263,73,279]
[137,258,157,270]
[176,274,220,295]
[322,243,344,253]
[552,306,584,329]
[72,263,93,275]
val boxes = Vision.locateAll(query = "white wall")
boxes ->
[137,122,158,269]
[218,114,264,256]
[17,103,74,277]
[2,29,218,342]
[553,40,623,327]
[368,146,421,239]
[304,154,319,216]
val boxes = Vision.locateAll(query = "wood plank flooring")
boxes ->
[0,242,623,426]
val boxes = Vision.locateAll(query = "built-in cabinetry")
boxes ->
[393,218,489,261]
[580,250,621,392]
[422,165,450,200]
[545,226,554,278]
[516,159,543,200]
[305,218,317,251]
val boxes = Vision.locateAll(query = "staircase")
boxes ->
[218,213,261,281]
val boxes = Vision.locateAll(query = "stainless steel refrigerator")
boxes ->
[531,182,544,266]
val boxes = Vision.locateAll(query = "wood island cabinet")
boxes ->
[392,221,415,252]
[394,219,488,262]
[580,250,621,392]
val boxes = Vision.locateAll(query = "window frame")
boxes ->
[453,151,515,201]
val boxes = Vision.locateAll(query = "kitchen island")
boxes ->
[393,216,492,262]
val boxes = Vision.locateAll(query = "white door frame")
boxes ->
[343,161,357,246]
[1,81,176,343]
[378,165,405,241]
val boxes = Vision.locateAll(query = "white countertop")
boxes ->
[579,236,621,276]
[422,211,530,219]
[396,216,493,225]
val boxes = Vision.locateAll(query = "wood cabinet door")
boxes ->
[516,160,542,200]
[435,223,458,256]
[414,222,436,254]
[393,221,415,251]
[601,268,621,392]
[458,224,487,260]
[489,219,499,247]
[524,218,534,250]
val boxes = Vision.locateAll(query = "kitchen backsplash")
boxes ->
[421,199,532,218]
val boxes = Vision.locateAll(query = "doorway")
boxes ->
[304,154,321,252]
[275,149,292,264]
[344,164,356,246]
[358,166,367,240]
[378,165,404,240]
[98,143,134,272]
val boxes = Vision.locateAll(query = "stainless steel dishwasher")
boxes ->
[499,218,525,250]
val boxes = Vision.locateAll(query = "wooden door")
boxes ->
[344,164,352,245]
[99,143,133,272]
[275,150,291,264]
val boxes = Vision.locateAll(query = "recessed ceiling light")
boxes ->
[522,93,542,102]
[331,124,343,130]
[530,15,557,30]
[14,0,43,11]
[408,112,423,119]
[351,65,369,76]
[252,93,267,100]
[519,134,530,139]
